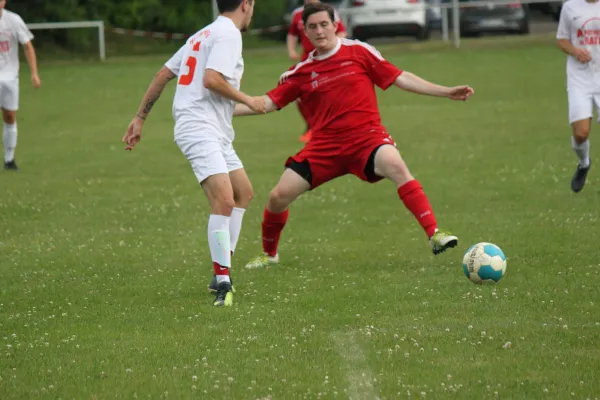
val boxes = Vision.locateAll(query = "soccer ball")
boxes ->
[462,242,507,284]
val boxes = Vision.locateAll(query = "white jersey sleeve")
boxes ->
[165,45,186,76]
[556,5,571,40]
[205,31,242,79]
[14,14,33,44]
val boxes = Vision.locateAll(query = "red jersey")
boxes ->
[267,39,402,143]
[288,6,347,61]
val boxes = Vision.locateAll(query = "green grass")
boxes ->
[1,35,599,399]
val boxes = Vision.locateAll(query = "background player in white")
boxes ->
[557,0,600,192]
[122,0,265,307]
[0,0,41,171]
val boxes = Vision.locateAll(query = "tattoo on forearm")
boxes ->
[139,79,170,118]
[143,99,156,114]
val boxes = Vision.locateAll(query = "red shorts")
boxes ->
[285,127,397,189]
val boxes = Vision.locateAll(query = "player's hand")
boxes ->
[31,74,41,89]
[123,117,144,151]
[246,96,267,114]
[447,85,474,101]
[574,48,592,64]
[289,51,300,61]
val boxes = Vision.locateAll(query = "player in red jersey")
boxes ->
[235,2,474,269]
[287,0,347,143]
[288,0,347,62]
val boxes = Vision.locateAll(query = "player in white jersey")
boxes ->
[557,0,600,192]
[122,0,265,307]
[0,0,41,171]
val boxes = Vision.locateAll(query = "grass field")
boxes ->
[1,35,599,399]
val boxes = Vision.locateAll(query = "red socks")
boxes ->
[213,262,229,276]
[398,180,437,238]
[262,208,289,257]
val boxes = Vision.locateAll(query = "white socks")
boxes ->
[229,207,246,255]
[208,214,231,284]
[3,122,17,162]
[572,136,590,168]
[208,208,246,284]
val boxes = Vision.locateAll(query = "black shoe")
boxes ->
[4,160,18,171]
[208,275,235,293]
[213,281,233,307]
[571,160,591,193]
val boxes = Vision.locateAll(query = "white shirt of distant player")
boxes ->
[165,16,244,143]
[557,0,600,90]
[0,10,34,81]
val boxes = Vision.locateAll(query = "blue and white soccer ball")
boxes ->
[462,242,507,284]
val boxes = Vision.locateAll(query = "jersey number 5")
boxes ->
[178,41,201,86]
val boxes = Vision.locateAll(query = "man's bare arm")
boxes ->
[134,66,177,121]
[395,72,474,101]
[394,72,452,97]
[557,38,578,56]
[22,41,40,87]
[557,38,591,63]
[204,69,266,113]
[234,96,278,116]
[287,34,300,61]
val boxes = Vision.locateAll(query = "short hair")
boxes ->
[302,3,335,25]
[217,0,252,13]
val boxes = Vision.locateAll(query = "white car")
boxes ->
[283,0,430,42]
[339,0,430,41]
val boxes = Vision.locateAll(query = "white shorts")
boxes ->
[568,87,600,124]
[0,79,19,111]
[175,134,243,184]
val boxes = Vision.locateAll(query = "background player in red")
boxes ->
[287,0,347,143]
[235,3,474,269]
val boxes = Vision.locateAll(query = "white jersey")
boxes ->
[557,0,600,91]
[0,10,34,81]
[165,16,244,143]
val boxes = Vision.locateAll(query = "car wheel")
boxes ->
[416,25,431,41]
[518,20,530,35]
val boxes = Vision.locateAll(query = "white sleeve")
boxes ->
[165,45,186,76]
[556,5,571,40]
[15,15,34,44]
[205,32,242,79]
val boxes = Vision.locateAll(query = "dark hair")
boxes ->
[302,3,335,25]
[217,0,252,13]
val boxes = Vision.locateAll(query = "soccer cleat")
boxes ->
[4,160,18,171]
[208,275,236,293]
[213,281,233,307]
[244,252,279,269]
[299,129,312,143]
[571,160,591,193]
[429,230,458,255]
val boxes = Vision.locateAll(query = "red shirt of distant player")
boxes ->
[268,38,402,144]
[288,6,347,61]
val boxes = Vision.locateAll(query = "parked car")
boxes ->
[528,0,563,21]
[283,0,431,42]
[447,0,530,37]
[343,0,431,41]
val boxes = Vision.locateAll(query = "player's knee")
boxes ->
[574,127,591,143]
[234,186,254,208]
[2,112,16,125]
[268,187,291,211]
[383,160,413,185]
[212,195,236,216]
